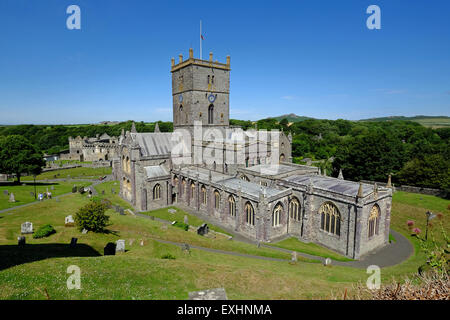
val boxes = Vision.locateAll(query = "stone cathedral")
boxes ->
[114,48,392,259]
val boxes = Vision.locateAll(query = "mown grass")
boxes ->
[0,181,92,211]
[268,238,353,262]
[20,167,112,181]
[93,181,134,210]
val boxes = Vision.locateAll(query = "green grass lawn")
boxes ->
[268,238,353,262]
[93,181,134,210]
[0,189,448,299]
[0,181,92,211]
[19,167,112,181]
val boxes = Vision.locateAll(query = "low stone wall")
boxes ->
[361,180,447,198]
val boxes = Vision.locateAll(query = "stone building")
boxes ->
[61,133,119,162]
[114,49,392,259]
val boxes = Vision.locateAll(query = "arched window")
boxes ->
[211,75,215,84]
[208,104,214,124]
[279,154,285,163]
[368,204,381,238]
[228,196,236,216]
[272,203,283,227]
[201,185,207,205]
[245,157,249,167]
[190,182,195,199]
[319,202,341,236]
[173,176,178,186]
[214,190,220,210]
[213,161,216,171]
[207,75,210,84]
[181,178,186,197]
[289,197,301,221]
[153,184,161,200]
[245,202,255,226]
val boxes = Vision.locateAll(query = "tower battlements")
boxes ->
[171,48,230,72]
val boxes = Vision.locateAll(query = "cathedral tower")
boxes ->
[171,48,230,131]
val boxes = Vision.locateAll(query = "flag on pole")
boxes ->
[201,34,204,40]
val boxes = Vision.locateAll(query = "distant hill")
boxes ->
[359,115,450,128]
[268,113,315,123]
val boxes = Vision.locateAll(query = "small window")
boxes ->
[153,184,161,200]
[245,202,255,226]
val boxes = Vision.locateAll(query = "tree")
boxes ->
[0,135,45,183]
[74,200,110,233]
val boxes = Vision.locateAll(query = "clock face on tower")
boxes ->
[208,93,216,103]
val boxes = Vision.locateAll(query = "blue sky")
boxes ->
[0,0,449,124]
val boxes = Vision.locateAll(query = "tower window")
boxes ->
[207,75,210,84]
[208,104,214,124]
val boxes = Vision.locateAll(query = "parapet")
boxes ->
[171,48,230,72]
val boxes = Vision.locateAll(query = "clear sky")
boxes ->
[0,0,449,124]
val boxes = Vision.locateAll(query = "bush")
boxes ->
[161,253,176,260]
[173,221,189,231]
[33,224,56,239]
[74,201,110,233]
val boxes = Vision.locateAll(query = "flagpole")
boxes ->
[200,20,202,60]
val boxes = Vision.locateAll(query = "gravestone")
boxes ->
[291,251,298,262]
[111,188,115,194]
[116,239,125,253]
[181,243,190,253]
[324,258,332,266]
[102,190,105,195]
[51,186,54,190]
[21,222,33,234]
[188,288,228,300]
[257,241,261,248]
[140,239,145,246]
[197,223,209,236]
[65,215,75,227]
[70,237,78,248]
[30,191,35,197]
[129,239,134,246]
[168,208,176,214]
[119,208,125,215]
[3,190,9,195]
[104,242,116,255]
[18,236,26,246]
[81,228,88,234]
[183,215,189,225]
[9,193,16,203]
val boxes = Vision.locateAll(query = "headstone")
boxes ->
[21,222,33,234]
[65,215,75,227]
[171,221,177,225]
[9,193,16,203]
[257,241,261,248]
[3,190,9,195]
[129,239,134,246]
[116,239,125,253]
[81,228,88,234]
[30,191,35,197]
[119,208,125,215]
[140,239,144,246]
[111,188,115,194]
[104,242,116,255]
[188,288,228,300]
[168,208,176,214]
[51,186,54,190]
[324,258,332,266]
[102,190,105,195]
[291,251,298,262]
[70,237,78,247]
[197,223,209,236]
[181,243,190,253]
[183,215,189,225]
[18,236,26,246]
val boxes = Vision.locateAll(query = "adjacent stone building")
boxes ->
[114,49,392,259]
[61,133,120,162]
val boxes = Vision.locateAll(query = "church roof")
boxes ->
[131,132,189,157]
[279,175,375,197]
[144,165,170,179]
[177,166,230,183]
[219,177,285,198]
[243,164,317,176]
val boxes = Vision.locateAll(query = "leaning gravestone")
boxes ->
[116,239,125,253]
[188,288,228,300]
[197,223,209,236]
[324,258,332,266]
[104,242,116,255]
[70,237,78,248]
[65,215,75,227]
[9,193,16,203]
[168,208,176,214]
[184,215,189,225]
[21,222,33,234]
[18,236,26,246]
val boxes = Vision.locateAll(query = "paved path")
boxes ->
[134,209,414,269]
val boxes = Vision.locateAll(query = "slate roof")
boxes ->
[131,133,190,157]
[244,164,315,176]
[280,175,375,197]
[177,166,230,183]
[144,165,170,179]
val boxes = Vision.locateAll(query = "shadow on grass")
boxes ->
[0,182,60,187]
[0,243,101,271]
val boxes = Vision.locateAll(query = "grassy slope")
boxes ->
[0,181,92,210]
[20,167,112,181]
[0,189,448,299]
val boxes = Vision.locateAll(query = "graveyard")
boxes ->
[0,178,448,299]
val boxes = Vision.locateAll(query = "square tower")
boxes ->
[171,48,231,131]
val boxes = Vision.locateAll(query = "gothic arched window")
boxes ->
[272,203,283,227]
[228,196,236,216]
[368,204,381,238]
[153,184,161,200]
[190,182,195,199]
[245,202,255,226]
[201,185,207,205]
[319,202,341,236]
[289,197,301,221]
[208,104,214,124]
[214,190,220,210]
